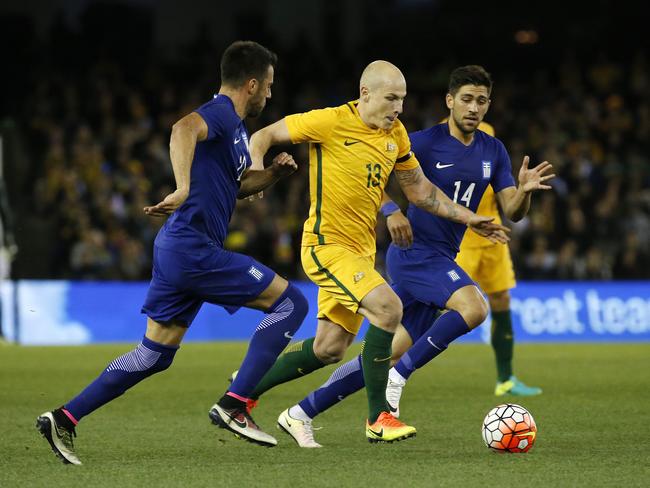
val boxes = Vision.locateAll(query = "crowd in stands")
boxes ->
[9,24,650,282]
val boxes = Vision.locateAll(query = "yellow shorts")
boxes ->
[301,244,386,335]
[455,243,516,295]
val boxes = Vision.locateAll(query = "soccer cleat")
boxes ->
[35,411,82,465]
[366,412,416,443]
[277,409,322,448]
[386,377,405,418]
[495,376,543,396]
[209,403,277,447]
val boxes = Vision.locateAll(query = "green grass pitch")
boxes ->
[1,342,649,487]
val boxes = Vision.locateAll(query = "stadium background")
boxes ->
[1,3,649,487]
[0,0,648,344]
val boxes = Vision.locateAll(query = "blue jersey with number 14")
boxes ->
[407,123,515,259]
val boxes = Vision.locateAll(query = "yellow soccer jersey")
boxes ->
[460,121,503,249]
[286,101,420,256]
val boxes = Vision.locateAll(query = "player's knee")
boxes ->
[313,340,348,364]
[102,344,176,389]
[372,298,403,330]
[460,300,489,329]
[265,283,308,334]
[284,283,309,323]
[488,290,510,311]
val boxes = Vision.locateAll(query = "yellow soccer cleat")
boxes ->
[494,379,516,396]
[366,412,416,443]
[495,376,543,397]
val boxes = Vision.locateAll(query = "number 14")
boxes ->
[452,181,475,207]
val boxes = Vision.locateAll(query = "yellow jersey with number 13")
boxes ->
[285,101,420,257]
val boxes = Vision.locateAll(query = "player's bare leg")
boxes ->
[489,290,542,396]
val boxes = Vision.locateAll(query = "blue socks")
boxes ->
[299,355,365,418]
[65,336,178,422]
[394,310,470,380]
[229,283,308,399]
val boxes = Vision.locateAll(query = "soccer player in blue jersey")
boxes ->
[36,41,309,464]
[275,65,554,447]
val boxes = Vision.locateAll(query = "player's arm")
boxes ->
[144,112,208,217]
[496,156,554,222]
[380,192,413,249]
[237,152,297,199]
[241,119,294,200]
[395,166,510,244]
[249,119,293,168]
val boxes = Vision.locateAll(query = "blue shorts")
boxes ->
[387,244,476,341]
[141,245,275,326]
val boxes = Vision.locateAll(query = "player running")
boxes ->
[446,122,542,396]
[275,65,553,447]
[36,41,309,464]
[243,61,509,444]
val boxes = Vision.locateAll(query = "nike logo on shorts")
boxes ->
[344,139,360,146]
[436,162,454,169]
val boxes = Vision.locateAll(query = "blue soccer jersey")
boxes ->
[155,94,252,251]
[406,123,515,259]
[142,95,275,325]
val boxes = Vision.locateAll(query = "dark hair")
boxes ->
[220,41,278,87]
[448,65,493,96]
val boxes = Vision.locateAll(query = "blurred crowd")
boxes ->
[7,22,650,281]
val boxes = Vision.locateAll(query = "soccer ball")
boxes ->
[482,403,537,453]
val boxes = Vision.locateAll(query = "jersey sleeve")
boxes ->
[393,122,420,171]
[491,139,516,192]
[195,102,227,141]
[284,107,338,144]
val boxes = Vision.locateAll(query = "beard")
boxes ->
[246,97,266,118]
[452,112,477,135]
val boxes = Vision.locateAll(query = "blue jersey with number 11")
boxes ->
[407,123,515,259]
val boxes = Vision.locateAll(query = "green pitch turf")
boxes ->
[1,342,649,487]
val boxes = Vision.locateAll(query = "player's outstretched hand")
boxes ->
[386,211,413,249]
[519,156,555,193]
[468,216,511,244]
[271,152,298,177]
[143,188,189,217]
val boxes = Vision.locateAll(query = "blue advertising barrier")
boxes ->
[1,280,649,345]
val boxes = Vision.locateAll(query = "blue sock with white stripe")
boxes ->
[64,336,178,422]
[229,283,308,399]
[299,355,365,418]
[394,310,470,380]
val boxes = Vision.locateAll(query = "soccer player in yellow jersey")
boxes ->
[455,122,542,396]
[246,61,509,444]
